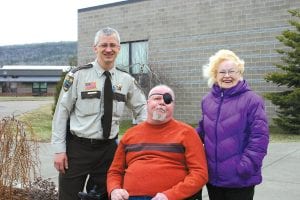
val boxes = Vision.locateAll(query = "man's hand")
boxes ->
[54,152,68,174]
[151,193,168,200]
[110,189,129,200]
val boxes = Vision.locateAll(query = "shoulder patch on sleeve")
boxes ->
[63,73,74,92]
[63,63,93,92]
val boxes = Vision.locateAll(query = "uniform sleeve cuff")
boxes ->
[52,143,66,153]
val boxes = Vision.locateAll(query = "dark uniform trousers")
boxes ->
[59,134,117,200]
[206,183,255,200]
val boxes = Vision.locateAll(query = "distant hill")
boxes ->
[0,41,77,66]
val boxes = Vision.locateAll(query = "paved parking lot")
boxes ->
[0,100,52,118]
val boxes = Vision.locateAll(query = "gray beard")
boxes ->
[152,111,167,121]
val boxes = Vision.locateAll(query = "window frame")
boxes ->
[115,40,148,74]
[32,82,47,95]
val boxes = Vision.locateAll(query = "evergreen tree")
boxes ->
[265,9,300,134]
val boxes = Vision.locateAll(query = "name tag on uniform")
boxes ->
[81,91,101,99]
[114,92,126,102]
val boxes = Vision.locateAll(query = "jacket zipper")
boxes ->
[214,90,224,183]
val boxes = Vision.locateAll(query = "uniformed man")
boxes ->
[52,27,147,200]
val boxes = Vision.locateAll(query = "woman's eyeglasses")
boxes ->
[218,70,239,77]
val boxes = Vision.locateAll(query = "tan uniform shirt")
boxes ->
[52,61,147,153]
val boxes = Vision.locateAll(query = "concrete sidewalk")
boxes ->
[254,142,300,200]
[39,142,300,200]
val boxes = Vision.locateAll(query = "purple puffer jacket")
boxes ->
[196,80,269,188]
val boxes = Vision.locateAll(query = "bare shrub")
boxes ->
[0,116,40,200]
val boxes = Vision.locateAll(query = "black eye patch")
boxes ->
[149,92,173,104]
[163,93,173,104]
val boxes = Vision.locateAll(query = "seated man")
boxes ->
[107,85,208,200]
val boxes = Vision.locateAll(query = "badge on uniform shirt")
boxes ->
[114,84,122,91]
[63,74,74,92]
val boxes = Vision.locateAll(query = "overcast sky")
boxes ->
[0,0,124,46]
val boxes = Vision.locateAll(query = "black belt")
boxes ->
[70,134,117,145]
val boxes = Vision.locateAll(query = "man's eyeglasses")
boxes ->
[98,43,120,49]
[218,70,239,77]
[149,93,173,104]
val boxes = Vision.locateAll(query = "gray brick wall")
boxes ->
[78,0,300,124]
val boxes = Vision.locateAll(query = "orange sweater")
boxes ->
[107,119,208,200]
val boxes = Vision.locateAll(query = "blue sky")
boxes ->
[0,0,124,46]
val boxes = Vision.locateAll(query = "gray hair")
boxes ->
[94,27,121,46]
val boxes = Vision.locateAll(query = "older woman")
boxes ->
[196,50,269,200]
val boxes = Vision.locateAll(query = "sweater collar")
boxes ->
[145,119,175,129]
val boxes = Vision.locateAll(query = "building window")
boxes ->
[115,40,148,74]
[32,82,47,95]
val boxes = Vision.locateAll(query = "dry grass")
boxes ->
[17,104,53,142]
[269,125,300,142]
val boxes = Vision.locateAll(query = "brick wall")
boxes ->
[78,0,300,124]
